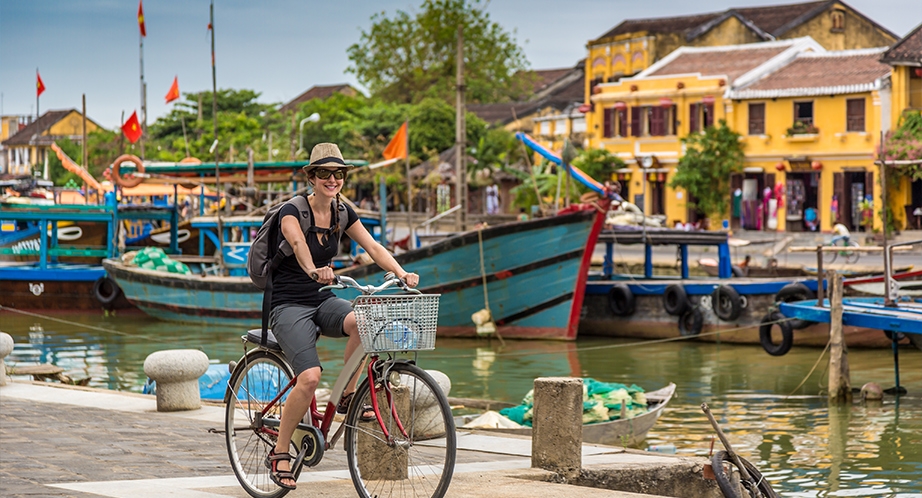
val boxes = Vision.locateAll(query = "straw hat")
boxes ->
[304,143,352,173]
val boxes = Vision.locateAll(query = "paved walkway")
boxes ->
[0,381,683,498]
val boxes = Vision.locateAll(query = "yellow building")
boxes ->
[582,1,897,148]
[880,23,922,230]
[587,37,897,233]
[1,109,103,177]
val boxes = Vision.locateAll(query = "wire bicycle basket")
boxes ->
[352,294,440,352]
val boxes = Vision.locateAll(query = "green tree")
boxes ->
[669,120,744,219]
[571,148,625,192]
[347,0,533,104]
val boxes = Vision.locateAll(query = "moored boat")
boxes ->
[469,383,676,448]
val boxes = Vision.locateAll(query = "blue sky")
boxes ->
[1,0,919,129]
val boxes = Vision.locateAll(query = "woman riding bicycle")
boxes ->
[267,142,419,490]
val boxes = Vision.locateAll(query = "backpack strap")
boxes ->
[261,195,313,347]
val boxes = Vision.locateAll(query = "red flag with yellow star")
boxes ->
[122,111,142,143]
[36,70,46,97]
[138,0,146,37]
[165,76,180,103]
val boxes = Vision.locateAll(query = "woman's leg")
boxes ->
[342,311,363,393]
[273,366,320,487]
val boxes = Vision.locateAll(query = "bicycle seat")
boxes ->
[245,328,282,352]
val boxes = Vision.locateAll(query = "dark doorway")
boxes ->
[786,172,820,232]
[833,170,872,231]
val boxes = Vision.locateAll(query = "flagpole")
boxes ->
[139,16,146,160]
[210,0,224,274]
[405,119,413,247]
[36,68,40,119]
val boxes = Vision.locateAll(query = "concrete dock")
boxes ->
[0,380,717,497]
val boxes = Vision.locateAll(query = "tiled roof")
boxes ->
[730,48,891,98]
[469,63,585,125]
[595,12,722,40]
[279,84,359,113]
[733,1,827,35]
[2,109,74,146]
[592,0,894,44]
[647,45,790,82]
[531,68,573,94]
[881,22,922,64]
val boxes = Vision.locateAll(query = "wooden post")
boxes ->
[827,271,851,402]
[816,245,824,307]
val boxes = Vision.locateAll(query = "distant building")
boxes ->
[581,1,899,149]
[1,109,103,177]
[279,84,362,114]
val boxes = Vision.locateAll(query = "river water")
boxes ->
[2,308,921,497]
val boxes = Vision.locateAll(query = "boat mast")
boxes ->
[455,25,467,232]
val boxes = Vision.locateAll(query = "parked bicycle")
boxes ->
[224,274,456,498]
[702,403,778,498]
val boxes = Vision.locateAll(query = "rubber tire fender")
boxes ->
[773,282,816,330]
[112,154,145,188]
[711,285,742,321]
[759,311,794,356]
[663,284,689,316]
[608,283,636,316]
[711,450,780,498]
[93,276,122,307]
[678,307,703,337]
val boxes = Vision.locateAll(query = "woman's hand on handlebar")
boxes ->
[308,265,336,285]
[398,271,419,288]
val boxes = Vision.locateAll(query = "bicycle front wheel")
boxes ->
[824,241,839,264]
[225,349,295,498]
[344,362,457,498]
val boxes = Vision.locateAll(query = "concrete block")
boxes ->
[143,349,209,412]
[531,376,583,478]
[395,369,451,439]
[0,332,13,387]
[356,384,409,480]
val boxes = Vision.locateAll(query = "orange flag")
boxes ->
[122,111,143,144]
[36,70,46,97]
[138,0,146,37]
[165,76,180,103]
[382,122,408,160]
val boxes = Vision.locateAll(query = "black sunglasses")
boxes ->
[314,168,347,180]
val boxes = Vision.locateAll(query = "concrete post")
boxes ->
[827,271,851,403]
[143,349,209,411]
[531,377,582,478]
[0,332,14,386]
[357,384,409,480]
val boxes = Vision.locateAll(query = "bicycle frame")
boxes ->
[242,344,408,453]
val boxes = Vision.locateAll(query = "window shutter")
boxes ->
[603,107,614,138]
[748,103,765,135]
[846,99,865,132]
[630,106,642,137]
[689,103,699,133]
[650,107,665,136]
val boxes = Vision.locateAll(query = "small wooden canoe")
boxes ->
[472,383,676,448]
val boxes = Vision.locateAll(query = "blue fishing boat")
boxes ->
[104,204,606,339]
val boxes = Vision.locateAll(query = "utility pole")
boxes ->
[455,25,467,232]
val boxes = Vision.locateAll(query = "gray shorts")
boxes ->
[269,298,354,374]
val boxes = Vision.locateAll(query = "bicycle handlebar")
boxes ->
[319,272,421,295]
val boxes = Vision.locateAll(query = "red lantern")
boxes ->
[915,68,922,78]
[811,160,822,170]
[775,161,786,172]
[578,103,593,113]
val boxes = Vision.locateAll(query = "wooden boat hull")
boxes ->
[476,383,675,448]
[581,277,905,348]
[103,206,604,340]
[340,207,603,340]
[0,264,132,310]
[102,260,260,325]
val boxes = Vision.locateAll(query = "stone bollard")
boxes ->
[0,332,13,387]
[356,384,410,480]
[532,377,583,478]
[143,349,209,412]
[399,369,451,439]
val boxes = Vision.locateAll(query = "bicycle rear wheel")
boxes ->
[824,241,839,264]
[344,362,457,498]
[225,349,295,498]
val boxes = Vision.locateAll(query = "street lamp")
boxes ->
[297,112,320,157]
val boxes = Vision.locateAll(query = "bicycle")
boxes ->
[823,235,860,265]
[702,403,778,498]
[224,274,457,498]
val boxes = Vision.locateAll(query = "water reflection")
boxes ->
[1,309,921,496]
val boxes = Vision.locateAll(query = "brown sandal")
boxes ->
[337,392,376,422]
[265,449,296,490]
